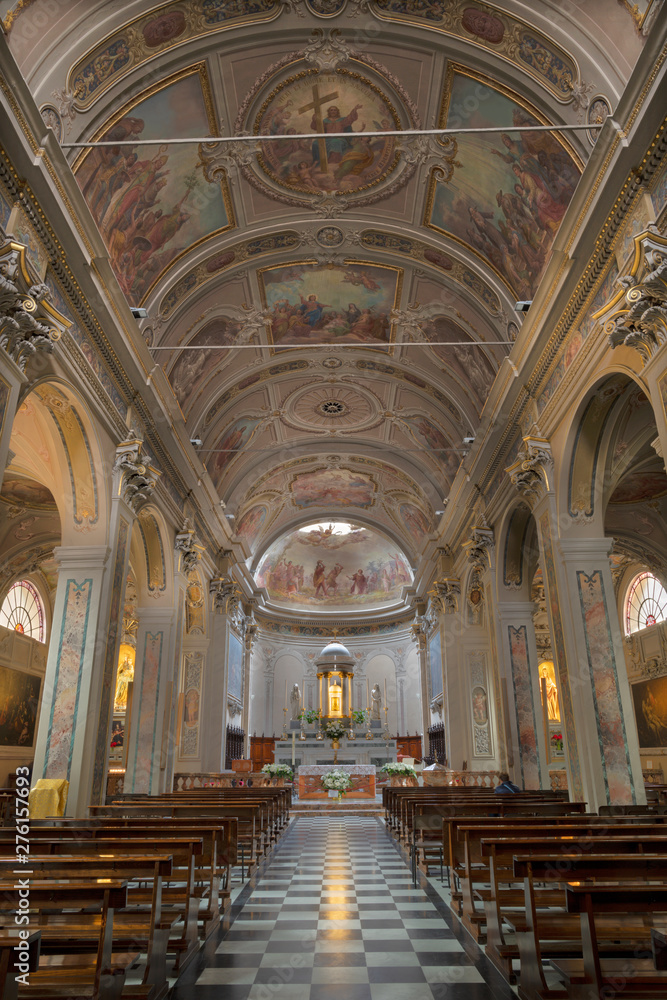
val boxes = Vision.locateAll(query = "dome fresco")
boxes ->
[255,521,412,609]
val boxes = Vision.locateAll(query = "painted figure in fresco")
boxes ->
[472,686,488,727]
[299,293,331,326]
[290,683,301,721]
[325,563,344,596]
[313,560,327,598]
[311,104,364,167]
[371,683,382,720]
[349,568,367,595]
[184,688,199,726]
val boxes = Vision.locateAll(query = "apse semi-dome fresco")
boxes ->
[255,521,412,609]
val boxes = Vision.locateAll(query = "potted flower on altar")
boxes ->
[299,709,321,726]
[261,763,294,786]
[323,720,348,764]
[381,762,418,787]
[321,769,353,803]
[351,709,367,726]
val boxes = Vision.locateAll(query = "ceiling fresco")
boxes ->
[255,520,413,609]
[425,69,581,297]
[7,0,632,615]
[74,66,233,303]
[260,261,401,349]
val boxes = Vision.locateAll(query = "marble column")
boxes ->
[125,606,178,794]
[0,349,27,477]
[558,537,645,807]
[32,544,110,814]
[496,601,548,789]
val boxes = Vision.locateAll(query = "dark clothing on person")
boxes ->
[494,779,521,794]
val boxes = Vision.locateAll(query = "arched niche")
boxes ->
[133,506,173,606]
[497,501,541,602]
[561,371,653,533]
[8,379,109,544]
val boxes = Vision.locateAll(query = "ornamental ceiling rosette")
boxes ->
[226,39,421,211]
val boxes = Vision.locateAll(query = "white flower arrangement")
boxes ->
[321,769,353,793]
[381,762,417,778]
[261,763,294,780]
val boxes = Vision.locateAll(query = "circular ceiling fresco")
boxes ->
[236,52,420,209]
[255,520,413,610]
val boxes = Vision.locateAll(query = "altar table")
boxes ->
[298,764,376,799]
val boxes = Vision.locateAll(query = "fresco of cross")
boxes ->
[298,83,339,174]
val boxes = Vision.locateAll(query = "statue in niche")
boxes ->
[539,662,560,722]
[290,683,301,720]
[371,683,382,720]
[114,652,134,713]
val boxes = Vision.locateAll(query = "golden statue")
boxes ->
[114,650,135,713]
[539,661,560,722]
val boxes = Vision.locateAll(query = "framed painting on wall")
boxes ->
[0,664,41,748]
[109,714,127,766]
[632,675,667,749]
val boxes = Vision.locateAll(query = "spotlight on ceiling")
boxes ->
[130,306,148,319]
[225,513,235,519]
[463,436,475,446]
[514,300,533,313]
[190,438,203,447]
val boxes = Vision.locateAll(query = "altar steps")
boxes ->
[291,798,383,819]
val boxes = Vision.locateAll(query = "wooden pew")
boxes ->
[0,854,177,995]
[512,854,667,1000]
[44,815,238,897]
[90,803,265,873]
[0,878,137,1000]
[0,929,40,1000]
[479,830,667,981]
[0,829,221,941]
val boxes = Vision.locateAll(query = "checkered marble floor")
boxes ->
[169,816,517,1000]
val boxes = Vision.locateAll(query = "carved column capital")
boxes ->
[506,436,554,507]
[601,230,667,366]
[429,578,461,614]
[112,432,160,512]
[175,521,201,574]
[210,574,241,616]
[0,239,61,372]
[462,526,495,569]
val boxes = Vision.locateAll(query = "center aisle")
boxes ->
[169,816,517,1000]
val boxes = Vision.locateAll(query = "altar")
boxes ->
[298,764,376,799]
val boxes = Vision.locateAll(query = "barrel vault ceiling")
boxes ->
[4,0,651,603]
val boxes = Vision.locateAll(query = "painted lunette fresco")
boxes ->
[425,68,580,299]
[91,518,130,804]
[131,631,164,794]
[538,512,584,800]
[43,579,93,780]
[74,66,233,304]
[507,624,542,789]
[576,570,635,804]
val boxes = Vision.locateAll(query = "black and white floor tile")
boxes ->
[169,816,517,999]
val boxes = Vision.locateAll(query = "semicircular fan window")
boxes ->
[0,580,45,642]
[625,572,667,636]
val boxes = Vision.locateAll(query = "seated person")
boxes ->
[494,771,521,794]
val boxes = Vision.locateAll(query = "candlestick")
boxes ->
[366,678,370,709]
[291,730,295,764]
[284,678,287,711]
[384,677,387,707]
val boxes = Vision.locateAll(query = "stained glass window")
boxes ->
[0,580,45,642]
[625,572,667,635]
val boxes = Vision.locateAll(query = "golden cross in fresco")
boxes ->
[332,627,339,639]
[298,83,339,174]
